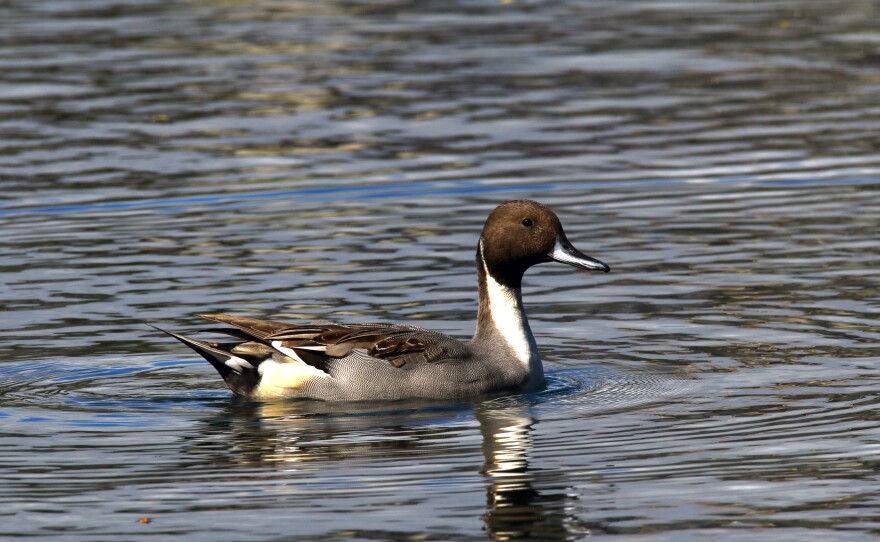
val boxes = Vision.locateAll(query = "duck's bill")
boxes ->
[549,240,610,272]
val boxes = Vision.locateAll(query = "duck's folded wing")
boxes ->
[198,313,467,370]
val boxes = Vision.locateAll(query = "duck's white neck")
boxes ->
[475,241,543,381]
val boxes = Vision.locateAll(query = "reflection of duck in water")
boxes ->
[157,200,609,401]
[478,405,601,540]
[188,398,473,467]
[187,400,605,540]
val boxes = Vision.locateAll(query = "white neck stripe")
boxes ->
[481,241,541,373]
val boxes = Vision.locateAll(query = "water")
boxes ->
[1,0,879,539]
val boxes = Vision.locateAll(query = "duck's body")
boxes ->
[158,200,609,401]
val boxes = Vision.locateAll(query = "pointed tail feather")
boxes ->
[150,324,255,380]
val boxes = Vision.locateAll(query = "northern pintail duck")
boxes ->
[157,200,609,401]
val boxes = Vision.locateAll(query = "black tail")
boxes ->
[151,325,259,396]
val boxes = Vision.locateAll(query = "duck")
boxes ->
[156,199,609,401]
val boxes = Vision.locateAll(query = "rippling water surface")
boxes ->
[2,0,879,539]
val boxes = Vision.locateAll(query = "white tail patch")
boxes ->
[250,340,333,399]
[254,359,329,399]
[224,356,255,373]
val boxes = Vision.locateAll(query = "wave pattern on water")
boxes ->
[1,0,879,540]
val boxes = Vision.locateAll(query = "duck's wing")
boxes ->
[199,313,467,368]
[158,314,468,397]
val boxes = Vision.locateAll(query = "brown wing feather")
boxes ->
[198,314,463,368]
[199,313,292,340]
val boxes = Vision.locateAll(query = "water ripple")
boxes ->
[2,0,879,539]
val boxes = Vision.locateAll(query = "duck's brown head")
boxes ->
[478,199,609,288]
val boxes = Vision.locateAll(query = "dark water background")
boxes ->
[1,0,879,540]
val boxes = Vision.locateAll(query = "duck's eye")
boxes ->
[521,218,533,227]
